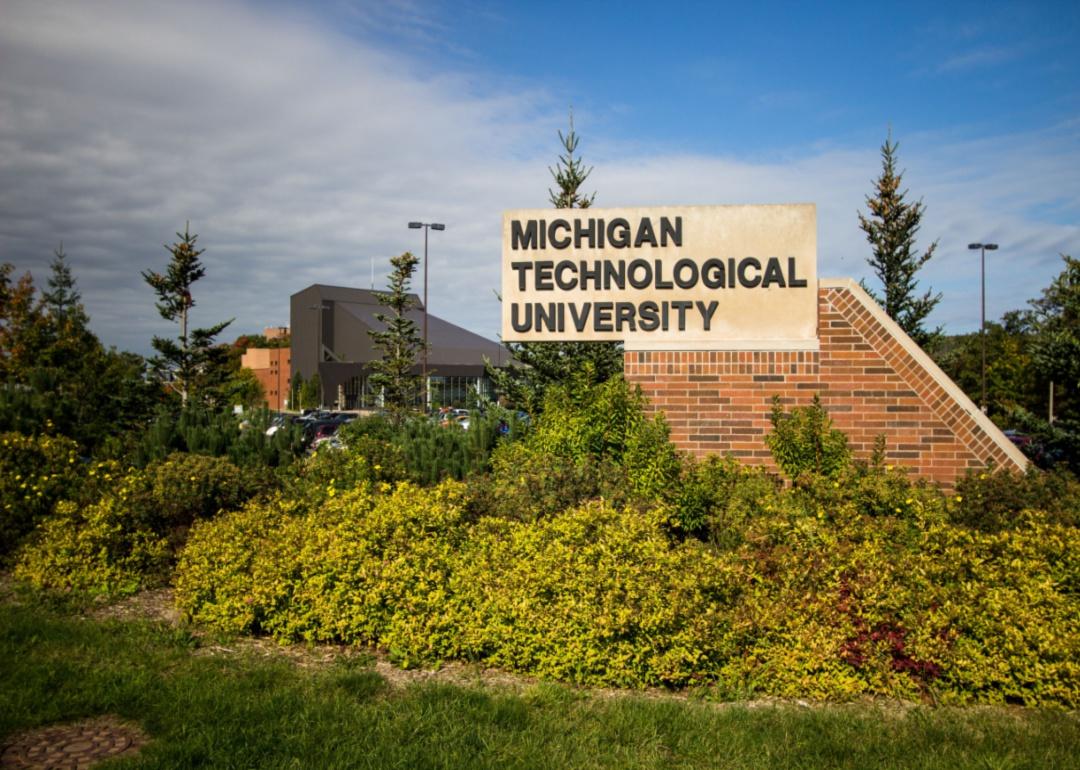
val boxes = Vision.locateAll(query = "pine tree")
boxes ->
[42,243,88,330]
[368,251,425,422]
[1,254,158,451]
[859,135,941,347]
[548,112,596,209]
[489,114,623,412]
[143,224,233,407]
[40,244,96,372]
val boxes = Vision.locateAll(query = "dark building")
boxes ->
[290,284,511,410]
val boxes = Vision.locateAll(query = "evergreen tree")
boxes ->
[142,224,232,407]
[42,243,87,330]
[300,373,322,411]
[368,252,424,422]
[290,371,305,411]
[548,112,596,209]
[489,114,623,412]
[859,135,941,347]
[0,253,158,452]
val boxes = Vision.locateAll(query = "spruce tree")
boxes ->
[42,243,88,330]
[368,251,425,423]
[143,224,232,407]
[548,114,596,209]
[489,114,623,412]
[859,135,941,347]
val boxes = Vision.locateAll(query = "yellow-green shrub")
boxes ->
[14,495,168,596]
[0,432,81,557]
[282,439,406,509]
[174,494,309,633]
[447,501,743,687]
[174,476,1080,706]
[175,481,466,661]
[918,512,1080,707]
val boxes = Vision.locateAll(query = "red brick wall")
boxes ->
[624,281,1024,486]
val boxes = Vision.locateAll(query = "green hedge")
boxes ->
[174,478,1080,707]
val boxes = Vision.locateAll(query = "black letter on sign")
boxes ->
[511,261,534,291]
[594,302,614,332]
[555,260,577,290]
[535,261,555,291]
[639,301,660,331]
[702,258,725,289]
[761,257,786,288]
[634,218,658,248]
[671,300,692,331]
[696,300,719,331]
[549,219,571,249]
[627,259,652,289]
[660,217,682,247]
[511,220,538,250]
[569,303,591,332]
[787,257,808,288]
[673,258,699,289]
[511,303,532,332]
[738,258,762,288]
[607,218,631,248]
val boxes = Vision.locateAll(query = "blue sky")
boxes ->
[1,0,1078,353]
[355,0,1078,158]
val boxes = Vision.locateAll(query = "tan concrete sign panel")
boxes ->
[501,204,818,350]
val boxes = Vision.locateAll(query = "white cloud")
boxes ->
[1,0,1076,357]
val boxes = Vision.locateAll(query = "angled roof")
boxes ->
[297,284,511,368]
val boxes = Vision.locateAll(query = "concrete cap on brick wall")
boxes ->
[821,277,1028,470]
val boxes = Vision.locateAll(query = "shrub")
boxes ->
[467,442,630,522]
[14,494,169,596]
[468,375,679,522]
[174,473,1080,705]
[138,452,268,534]
[283,439,406,509]
[448,502,742,687]
[127,406,303,468]
[0,432,82,558]
[918,514,1080,706]
[951,465,1080,532]
[175,481,468,657]
[174,494,308,634]
[765,396,850,481]
[11,451,263,597]
[673,455,780,545]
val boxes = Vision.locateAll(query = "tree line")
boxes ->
[1,121,1076,468]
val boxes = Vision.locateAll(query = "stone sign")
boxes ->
[502,204,818,350]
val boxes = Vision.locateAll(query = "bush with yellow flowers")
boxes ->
[13,451,266,596]
[0,432,82,558]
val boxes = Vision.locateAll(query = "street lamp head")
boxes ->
[985,244,999,251]
[408,222,422,229]
[431,223,446,231]
[968,243,983,250]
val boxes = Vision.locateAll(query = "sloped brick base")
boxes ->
[624,279,1026,486]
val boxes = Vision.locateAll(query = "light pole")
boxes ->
[968,243,999,413]
[408,221,445,411]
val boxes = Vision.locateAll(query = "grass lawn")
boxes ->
[1,600,1077,769]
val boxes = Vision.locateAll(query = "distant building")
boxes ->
[240,327,291,410]
[290,284,510,410]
